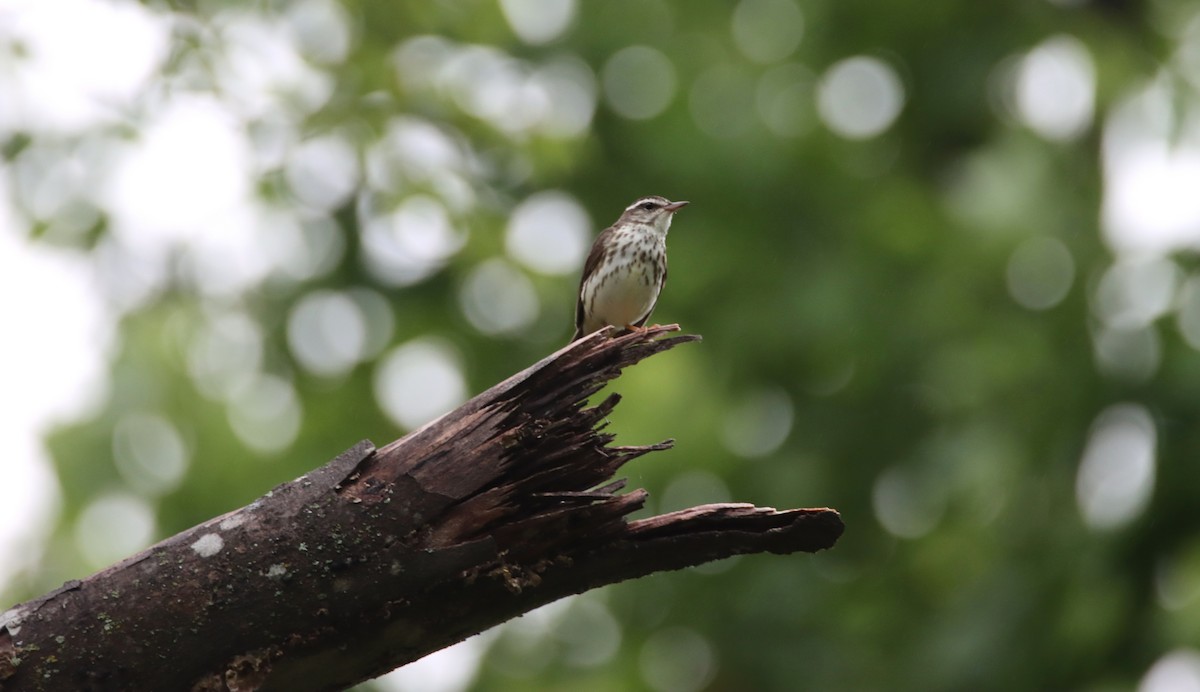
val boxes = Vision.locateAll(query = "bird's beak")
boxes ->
[664,201,689,213]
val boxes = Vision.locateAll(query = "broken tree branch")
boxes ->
[0,325,843,691]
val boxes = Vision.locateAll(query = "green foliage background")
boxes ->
[6,0,1200,690]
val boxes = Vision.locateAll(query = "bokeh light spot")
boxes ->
[106,95,251,243]
[1093,258,1180,330]
[1006,236,1075,310]
[284,0,352,64]
[873,464,945,539]
[284,134,359,211]
[375,636,491,692]
[459,259,540,336]
[287,290,368,377]
[1102,80,1200,256]
[640,627,716,692]
[602,46,678,121]
[505,191,591,275]
[1076,403,1156,531]
[75,492,156,569]
[1014,35,1095,141]
[756,63,815,138]
[731,0,804,65]
[393,38,595,138]
[212,11,334,119]
[13,141,92,223]
[942,144,1042,233]
[361,194,465,286]
[555,599,622,668]
[1139,649,1200,692]
[367,116,465,191]
[227,374,303,455]
[0,232,113,429]
[533,57,597,137]
[1181,14,1200,92]
[1175,277,1200,350]
[374,340,467,430]
[271,212,346,282]
[1093,326,1161,383]
[817,56,905,139]
[720,386,794,458]
[660,471,732,513]
[493,598,574,675]
[348,288,397,361]
[1155,542,1200,611]
[112,413,190,496]
[0,0,169,133]
[187,311,264,402]
[499,0,577,45]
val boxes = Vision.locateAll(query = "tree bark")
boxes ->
[0,325,843,691]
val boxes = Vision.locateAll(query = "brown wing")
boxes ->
[572,224,618,341]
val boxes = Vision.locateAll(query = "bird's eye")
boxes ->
[641,202,657,211]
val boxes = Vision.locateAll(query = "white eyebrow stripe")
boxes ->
[625,197,663,211]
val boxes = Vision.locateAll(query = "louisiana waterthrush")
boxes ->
[571,195,688,341]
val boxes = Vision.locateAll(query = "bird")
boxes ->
[571,195,688,342]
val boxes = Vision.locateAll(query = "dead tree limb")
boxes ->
[0,325,843,691]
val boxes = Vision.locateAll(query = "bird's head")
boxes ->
[619,195,688,235]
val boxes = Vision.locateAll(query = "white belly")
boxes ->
[584,265,658,333]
